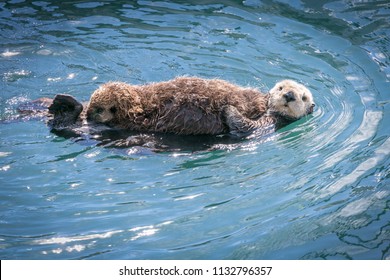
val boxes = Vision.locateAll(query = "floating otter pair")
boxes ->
[47,77,315,135]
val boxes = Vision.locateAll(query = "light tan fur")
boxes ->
[268,80,314,120]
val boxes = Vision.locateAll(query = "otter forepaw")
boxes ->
[223,105,253,136]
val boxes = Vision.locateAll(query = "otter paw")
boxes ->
[223,105,244,134]
[223,105,256,136]
[48,94,83,128]
[48,94,83,114]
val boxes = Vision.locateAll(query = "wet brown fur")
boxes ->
[87,77,269,135]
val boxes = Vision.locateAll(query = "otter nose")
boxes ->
[284,91,296,102]
[308,103,315,114]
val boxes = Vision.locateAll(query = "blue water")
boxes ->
[0,0,389,260]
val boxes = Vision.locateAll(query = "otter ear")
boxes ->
[48,94,83,128]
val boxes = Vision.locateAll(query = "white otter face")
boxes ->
[268,80,315,120]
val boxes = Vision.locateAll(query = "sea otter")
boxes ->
[86,77,315,135]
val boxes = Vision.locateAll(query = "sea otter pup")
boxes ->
[86,77,314,135]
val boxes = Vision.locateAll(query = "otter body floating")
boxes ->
[18,77,314,137]
[86,77,315,135]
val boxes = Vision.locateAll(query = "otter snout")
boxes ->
[283,91,296,102]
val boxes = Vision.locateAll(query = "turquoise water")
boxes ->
[0,0,389,260]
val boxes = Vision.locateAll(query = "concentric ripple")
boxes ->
[0,1,389,260]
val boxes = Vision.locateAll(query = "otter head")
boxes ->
[268,80,315,120]
[86,83,122,125]
[87,82,143,127]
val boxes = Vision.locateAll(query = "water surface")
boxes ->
[0,0,389,259]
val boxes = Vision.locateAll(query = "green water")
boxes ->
[0,0,389,259]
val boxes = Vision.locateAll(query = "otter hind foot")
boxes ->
[48,94,83,128]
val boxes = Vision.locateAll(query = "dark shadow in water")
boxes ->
[57,126,246,153]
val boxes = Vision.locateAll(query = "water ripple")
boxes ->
[0,0,389,260]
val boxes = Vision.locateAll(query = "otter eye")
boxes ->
[302,96,307,101]
[96,107,104,114]
[110,106,117,114]
[279,86,283,91]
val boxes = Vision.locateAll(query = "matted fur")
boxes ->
[86,77,314,135]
